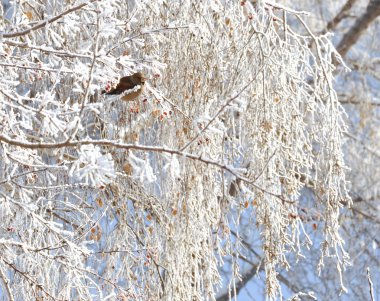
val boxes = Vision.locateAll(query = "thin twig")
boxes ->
[2,259,61,301]
[0,265,14,301]
[66,6,100,142]
[4,40,92,59]
[0,168,48,185]
[180,64,265,152]
[0,62,74,73]
[367,267,375,301]
[344,132,380,159]
[106,25,191,56]
[125,221,166,295]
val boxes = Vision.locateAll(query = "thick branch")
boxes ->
[324,0,359,33]
[337,0,380,57]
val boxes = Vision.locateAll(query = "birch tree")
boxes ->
[227,1,380,300]
[0,1,352,300]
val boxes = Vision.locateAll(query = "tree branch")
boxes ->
[323,0,359,33]
[0,265,14,301]
[337,0,380,57]
[0,135,289,202]
[2,259,60,300]
[367,267,375,301]
[3,0,97,38]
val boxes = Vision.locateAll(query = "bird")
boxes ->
[102,72,146,101]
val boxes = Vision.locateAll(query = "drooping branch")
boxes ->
[216,265,258,301]
[216,231,303,301]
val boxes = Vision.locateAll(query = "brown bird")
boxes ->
[102,72,146,101]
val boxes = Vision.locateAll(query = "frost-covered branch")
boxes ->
[0,265,14,301]
[3,0,97,38]
[0,1,352,300]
